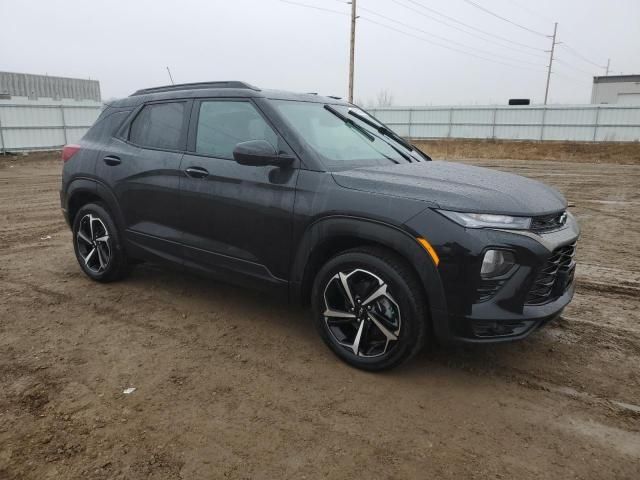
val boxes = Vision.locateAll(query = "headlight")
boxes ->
[437,210,532,230]
[481,250,515,278]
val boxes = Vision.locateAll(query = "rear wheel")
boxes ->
[72,203,131,282]
[311,247,428,371]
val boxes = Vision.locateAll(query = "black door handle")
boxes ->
[185,166,209,179]
[103,155,121,166]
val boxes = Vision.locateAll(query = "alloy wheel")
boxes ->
[76,213,111,274]
[322,268,401,357]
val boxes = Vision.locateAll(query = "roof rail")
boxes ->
[130,81,260,96]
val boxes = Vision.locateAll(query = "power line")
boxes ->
[277,0,545,72]
[502,1,608,71]
[461,0,549,37]
[396,0,545,52]
[404,0,604,77]
[358,5,545,67]
[506,0,554,23]
[278,0,347,16]
[359,16,544,72]
[558,43,606,69]
[555,59,596,77]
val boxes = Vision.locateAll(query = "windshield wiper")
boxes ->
[348,109,415,153]
[324,105,375,142]
[340,110,413,163]
[323,104,399,164]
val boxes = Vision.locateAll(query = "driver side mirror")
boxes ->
[233,140,293,168]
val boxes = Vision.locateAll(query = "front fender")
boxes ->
[289,215,448,339]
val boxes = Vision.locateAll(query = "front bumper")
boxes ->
[407,210,580,345]
[444,277,574,343]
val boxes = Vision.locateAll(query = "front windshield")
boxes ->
[272,100,415,170]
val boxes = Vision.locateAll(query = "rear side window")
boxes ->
[84,110,131,142]
[195,101,278,159]
[129,102,185,150]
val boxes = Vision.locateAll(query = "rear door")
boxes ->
[179,98,299,294]
[96,100,191,264]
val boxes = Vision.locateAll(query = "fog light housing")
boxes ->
[480,250,515,278]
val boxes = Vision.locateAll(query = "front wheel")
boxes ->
[311,247,428,371]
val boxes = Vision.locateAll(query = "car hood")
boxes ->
[332,161,567,216]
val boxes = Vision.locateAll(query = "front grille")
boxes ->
[526,242,577,305]
[472,320,533,338]
[531,211,567,232]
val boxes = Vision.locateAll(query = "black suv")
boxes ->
[60,81,580,371]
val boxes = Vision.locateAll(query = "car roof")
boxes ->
[106,81,349,108]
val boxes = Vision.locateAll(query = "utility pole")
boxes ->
[543,22,558,105]
[348,0,357,103]
[605,58,610,76]
[166,66,175,85]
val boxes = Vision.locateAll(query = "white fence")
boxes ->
[2,102,639,152]
[0,101,102,153]
[368,105,640,142]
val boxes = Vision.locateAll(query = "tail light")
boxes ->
[62,144,81,162]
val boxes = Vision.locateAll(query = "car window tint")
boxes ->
[196,101,278,159]
[84,110,131,141]
[129,102,185,150]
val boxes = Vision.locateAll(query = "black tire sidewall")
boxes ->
[72,203,125,282]
[311,250,425,371]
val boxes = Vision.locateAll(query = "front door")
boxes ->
[179,99,299,294]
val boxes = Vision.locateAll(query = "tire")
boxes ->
[311,246,428,371]
[72,202,131,282]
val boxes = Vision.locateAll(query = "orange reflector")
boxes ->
[417,237,440,266]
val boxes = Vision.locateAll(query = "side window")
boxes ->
[195,101,278,159]
[129,102,185,150]
[84,110,131,141]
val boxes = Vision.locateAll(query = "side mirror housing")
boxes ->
[233,140,293,168]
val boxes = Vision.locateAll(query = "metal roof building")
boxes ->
[0,72,102,153]
[591,75,640,105]
[0,71,101,103]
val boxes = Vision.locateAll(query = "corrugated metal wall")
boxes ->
[0,102,102,152]
[368,105,640,142]
[0,71,101,101]
[3,102,639,153]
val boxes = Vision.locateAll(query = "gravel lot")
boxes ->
[1,153,639,479]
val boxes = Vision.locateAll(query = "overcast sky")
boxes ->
[2,0,639,105]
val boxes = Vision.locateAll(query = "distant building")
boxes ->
[0,71,101,104]
[0,72,102,152]
[591,75,640,105]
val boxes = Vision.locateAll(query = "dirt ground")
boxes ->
[413,138,640,164]
[1,152,639,479]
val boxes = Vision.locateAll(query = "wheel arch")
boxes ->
[66,178,100,227]
[290,216,448,328]
[65,178,126,234]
